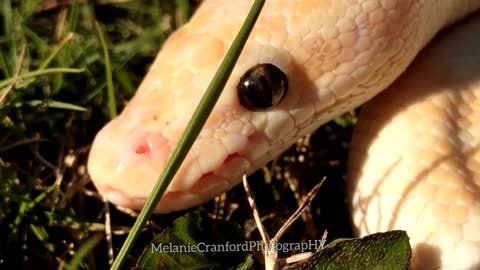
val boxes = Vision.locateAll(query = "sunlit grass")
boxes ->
[0,1,193,268]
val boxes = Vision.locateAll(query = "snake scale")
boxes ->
[87,1,480,269]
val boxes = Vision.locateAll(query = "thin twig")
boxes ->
[243,174,278,270]
[271,177,326,244]
[0,137,49,152]
[103,197,114,266]
[318,230,328,252]
[243,176,327,270]
[243,174,271,243]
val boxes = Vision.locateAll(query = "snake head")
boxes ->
[87,28,316,213]
[87,1,321,213]
[88,0,426,213]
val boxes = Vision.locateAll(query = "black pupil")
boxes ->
[237,63,288,111]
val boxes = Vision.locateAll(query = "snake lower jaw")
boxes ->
[94,169,250,213]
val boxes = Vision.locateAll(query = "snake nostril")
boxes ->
[134,141,151,155]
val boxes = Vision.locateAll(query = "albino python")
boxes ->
[88,1,480,269]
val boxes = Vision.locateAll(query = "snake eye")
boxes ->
[237,63,288,111]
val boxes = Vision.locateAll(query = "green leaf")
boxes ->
[294,231,411,270]
[136,211,253,270]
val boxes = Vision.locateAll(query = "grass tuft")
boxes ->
[0,1,194,268]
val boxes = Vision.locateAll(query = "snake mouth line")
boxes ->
[95,138,252,212]
[99,161,243,213]
[89,114,270,213]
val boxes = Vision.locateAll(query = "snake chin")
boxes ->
[96,172,235,213]
[99,185,200,213]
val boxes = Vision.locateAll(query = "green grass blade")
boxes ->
[65,234,102,270]
[0,48,11,78]
[41,100,87,111]
[52,0,80,94]
[95,21,117,119]
[175,0,191,25]
[110,0,266,269]
[30,224,55,253]
[0,68,83,89]
[114,69,136,96]
[21,24,50,59]
[38,33,74,71]
[9,99,87,111]
[1,0,16,75]
[66,0,80,34]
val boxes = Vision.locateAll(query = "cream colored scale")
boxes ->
[349,13,480,270]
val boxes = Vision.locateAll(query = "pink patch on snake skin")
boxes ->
[128,129,170,158]
[134,141,151,155]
